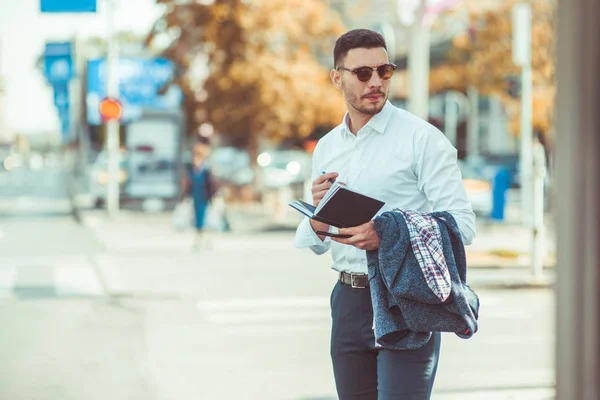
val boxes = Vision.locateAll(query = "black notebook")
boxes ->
[289,182,385,228]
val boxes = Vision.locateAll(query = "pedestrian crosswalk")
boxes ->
[0,267,16,298]
[197,296,331,336]
[433,387,555,400]
[0,257,104,299]
[195,290,547,338]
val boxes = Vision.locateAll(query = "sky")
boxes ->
[0,0,164,137]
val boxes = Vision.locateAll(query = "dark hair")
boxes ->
[333,29,387,68]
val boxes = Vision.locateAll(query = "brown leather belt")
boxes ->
[339,271,369,289]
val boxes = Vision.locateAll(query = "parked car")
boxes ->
[257,149,312,189]
[208,146,254,187]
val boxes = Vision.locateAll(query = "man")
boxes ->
[294,29,476,399]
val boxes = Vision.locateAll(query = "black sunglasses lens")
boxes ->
[355,68,373,82]
[353,65,394,81]
[378,65,394,79]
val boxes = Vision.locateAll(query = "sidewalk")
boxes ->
[225,201,557,269]
[468,221,556,269]
[76,203,556,289]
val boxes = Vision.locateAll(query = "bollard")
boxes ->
[490,167,511,221]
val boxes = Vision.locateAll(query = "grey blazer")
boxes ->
[366,211,480,350]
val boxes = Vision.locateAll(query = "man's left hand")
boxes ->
[332,220,380,251]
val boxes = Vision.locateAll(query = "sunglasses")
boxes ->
[336,63,397,82]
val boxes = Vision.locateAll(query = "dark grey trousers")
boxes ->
[330,280,441,400]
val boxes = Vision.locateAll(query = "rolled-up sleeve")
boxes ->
[414,126,476,245]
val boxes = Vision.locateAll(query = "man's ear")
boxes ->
[330,69,342,91]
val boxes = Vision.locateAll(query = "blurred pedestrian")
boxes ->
[181,138,219,250]
[294,29,476,399]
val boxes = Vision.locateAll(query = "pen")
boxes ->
[322,171,336,184]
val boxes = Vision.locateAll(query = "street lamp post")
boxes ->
[398,0,462,120]
[403,0,431,120]
[512,2,544,279]
[105,0,120,217]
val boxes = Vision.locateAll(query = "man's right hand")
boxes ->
[309,172,338,239]
[312,172,338,207]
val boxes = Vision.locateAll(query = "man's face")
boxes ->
[331,47,391,117]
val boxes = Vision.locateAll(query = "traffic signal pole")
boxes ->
[513,3,544,280]
[105,0,120,217]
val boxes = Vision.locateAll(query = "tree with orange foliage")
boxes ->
[433,0,556,140]
[147,0,346,154]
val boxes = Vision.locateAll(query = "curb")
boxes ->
[467,269,555,290]
[468,279,554,290]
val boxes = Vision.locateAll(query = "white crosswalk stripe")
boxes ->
[433,387,555,400]
[0,267,16,299]
[196,292,535,338]
[55,265,103,296]
[198,297,330,311]
[0,257,104,298]
[197,296,331,337]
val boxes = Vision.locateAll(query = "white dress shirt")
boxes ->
[294,101,476,274]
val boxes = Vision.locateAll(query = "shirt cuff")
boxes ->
[294,217,331,254]
[447,209,476,246]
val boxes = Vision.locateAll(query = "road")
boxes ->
[0,167,555,400]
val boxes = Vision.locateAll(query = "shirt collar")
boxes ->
[341,100,394,136]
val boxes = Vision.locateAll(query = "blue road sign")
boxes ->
[53,83,71,142]
[86,57,182,125]
[58,106,70,141]
[43,42,74,141]
[41,0,96,12]
[44,42,74,84]
[53,83,69,109]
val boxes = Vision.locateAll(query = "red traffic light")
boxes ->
[99,97,123,121]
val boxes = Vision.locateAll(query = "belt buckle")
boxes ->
[351,273,367,289]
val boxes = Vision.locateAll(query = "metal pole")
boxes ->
[105,0,120,217]
[407,0,430,120]
[521,65,533,229]
[444,92,458,146]
[521,66,544,279]
[521,65,538,277]
[531,137,546,279]
[513,3,537,277]
[467,86,479,158]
